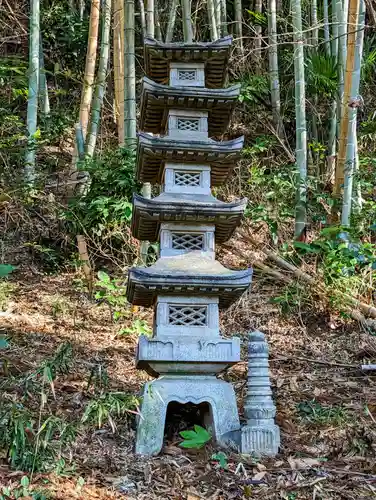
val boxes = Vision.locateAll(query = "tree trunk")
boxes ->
[292,0,307,238]
[341,0,364,225]
[124,0,137,144]
[334,0,360,196]
[114,0,125,145]
[86,0,112,157]
[165,0,179,41]
[25,0,40,185]
[181,0,193,42]
[267,0,282,137]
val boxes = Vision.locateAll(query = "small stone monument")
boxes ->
[127,36,279,457]
[241,331,280,456]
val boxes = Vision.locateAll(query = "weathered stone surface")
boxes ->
[139,77,241,136]
[240,331,280,457]
[144,36,232,89]
[160,223,215,258]
[154,295,219,337]
[135,375,240,455]
[126,252,252,308]
[136,335,240,376]
[131,192,247,243]
[136,132,244,185]
[167,109,208,140]
[170,62,205,87]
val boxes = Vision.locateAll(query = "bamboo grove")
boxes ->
[15,0,376,237]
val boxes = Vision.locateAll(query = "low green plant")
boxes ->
[94,271,129,321]
[293,227,376,305]
[0,264,15,278]
[179,425,212,449]
[271,283,312,315]
[0,282,14,311]
[296,399,348,426]
[118,319,152,337]
[0,476,48,500]
[211,451,228,469]
[0,404,76,472]
[81,392,139,430]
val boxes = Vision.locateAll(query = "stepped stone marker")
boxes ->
[127,36,279,456]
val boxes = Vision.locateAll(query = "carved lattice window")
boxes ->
[177,118,200,131]
[171,233,204,251]
[168,305,207,326]
[174,171,201,187]
[177,69,196,81]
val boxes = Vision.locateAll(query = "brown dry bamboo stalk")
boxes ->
[80,0,100,137]
[334,0,360,196]
[68,0,100,196]
[114,0,125,145]
[77,235,93,294]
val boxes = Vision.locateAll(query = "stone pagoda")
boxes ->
[127,36,253,456]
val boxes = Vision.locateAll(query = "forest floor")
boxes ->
[1,245,376,499]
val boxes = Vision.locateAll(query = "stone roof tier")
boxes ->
[126,252,253,308]
[144,36,233,89]
[131,192,247,242]
[136,132,244,185]
[139,77,241,136]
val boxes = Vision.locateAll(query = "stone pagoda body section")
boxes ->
[127,36,253,456]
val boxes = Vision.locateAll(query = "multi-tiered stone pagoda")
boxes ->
[127,36,278,456]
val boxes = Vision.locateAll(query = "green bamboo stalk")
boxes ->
[334,0,359,196]
[267,0,282,137]
[86,0,112,157]
[25,0,40,184]
[337,0,347,125]
[255,0,262,70]
[323,0,331,55]
[207,0,218,41]
[181,0,193,42]
[234,0,243,50]
[138,0,147,38]
[327,0,339,180]
[220,0,228,36]
[75,123,85,160]
[341,0,364,225]
[39,34,50,115]
[146,0,154,37]
[214,0,221,37]
[331,0,339,56]
[311,0,318,47]
[292,0,307,238]
[155,4,162,40]
[124,0,137,144]
[165,0,179,41]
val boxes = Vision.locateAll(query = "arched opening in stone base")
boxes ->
[163,401,213,446]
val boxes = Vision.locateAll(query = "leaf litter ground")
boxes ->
[0,265,376,499]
